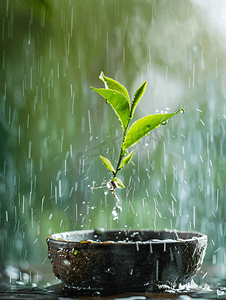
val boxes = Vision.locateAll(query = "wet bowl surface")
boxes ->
[46,229,207,295]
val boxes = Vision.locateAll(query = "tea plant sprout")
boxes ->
[91,72,184,218]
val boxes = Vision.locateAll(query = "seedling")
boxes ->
[91,72,183,217]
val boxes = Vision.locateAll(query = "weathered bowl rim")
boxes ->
[46,228,208,245]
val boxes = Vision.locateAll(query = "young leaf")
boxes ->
[123,109,183,150]
[90,87,130,131]
[113,177,125,189]
[131,81,147,118]
[100,155,115,173]
[119,150,134,170]
[99,71,130,105]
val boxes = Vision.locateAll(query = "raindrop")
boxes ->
[180,108,185,114]
[93,275,102,283]
[112,205,122,220]
[156,259,159,281]
[149,243,153,253]
[105,267,115,275]
[41,196,45,213]
[161,120,168,125]
[64,260,70,266]
[106,181,112,189]
[200,119,205,126]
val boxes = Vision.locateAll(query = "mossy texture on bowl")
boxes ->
[47,229,207,295]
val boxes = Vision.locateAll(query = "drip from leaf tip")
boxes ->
[161,120,168,125]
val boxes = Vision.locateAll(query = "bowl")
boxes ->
[46,229,207,295]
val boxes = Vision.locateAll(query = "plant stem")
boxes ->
[113,138,125,179]
[113,117,131,179]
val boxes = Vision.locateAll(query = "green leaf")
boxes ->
[113,177,125,188]
[131,81,147,118]
[99,72,130,105]
[91,87,130,131]
[123,108,183,150]
[119,150,134,169]
[100,155,115,173]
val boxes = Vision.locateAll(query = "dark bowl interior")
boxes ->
[47,229,207,295]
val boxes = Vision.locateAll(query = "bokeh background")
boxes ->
[0,0,226,286]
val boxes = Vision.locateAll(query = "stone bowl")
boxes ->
[46,229,207,295]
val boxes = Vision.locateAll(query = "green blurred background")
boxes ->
[0,0,226,286]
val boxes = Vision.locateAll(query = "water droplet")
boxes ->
[180,108,185,114]
[161,120,168,125]
[105,267,115,275]
[106,181,111,189]
[93,275,102,283]
[104,190,108,195]
[64,260,70,266]
[112,205,122,220]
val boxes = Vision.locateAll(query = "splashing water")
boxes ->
[157,279,212,294]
